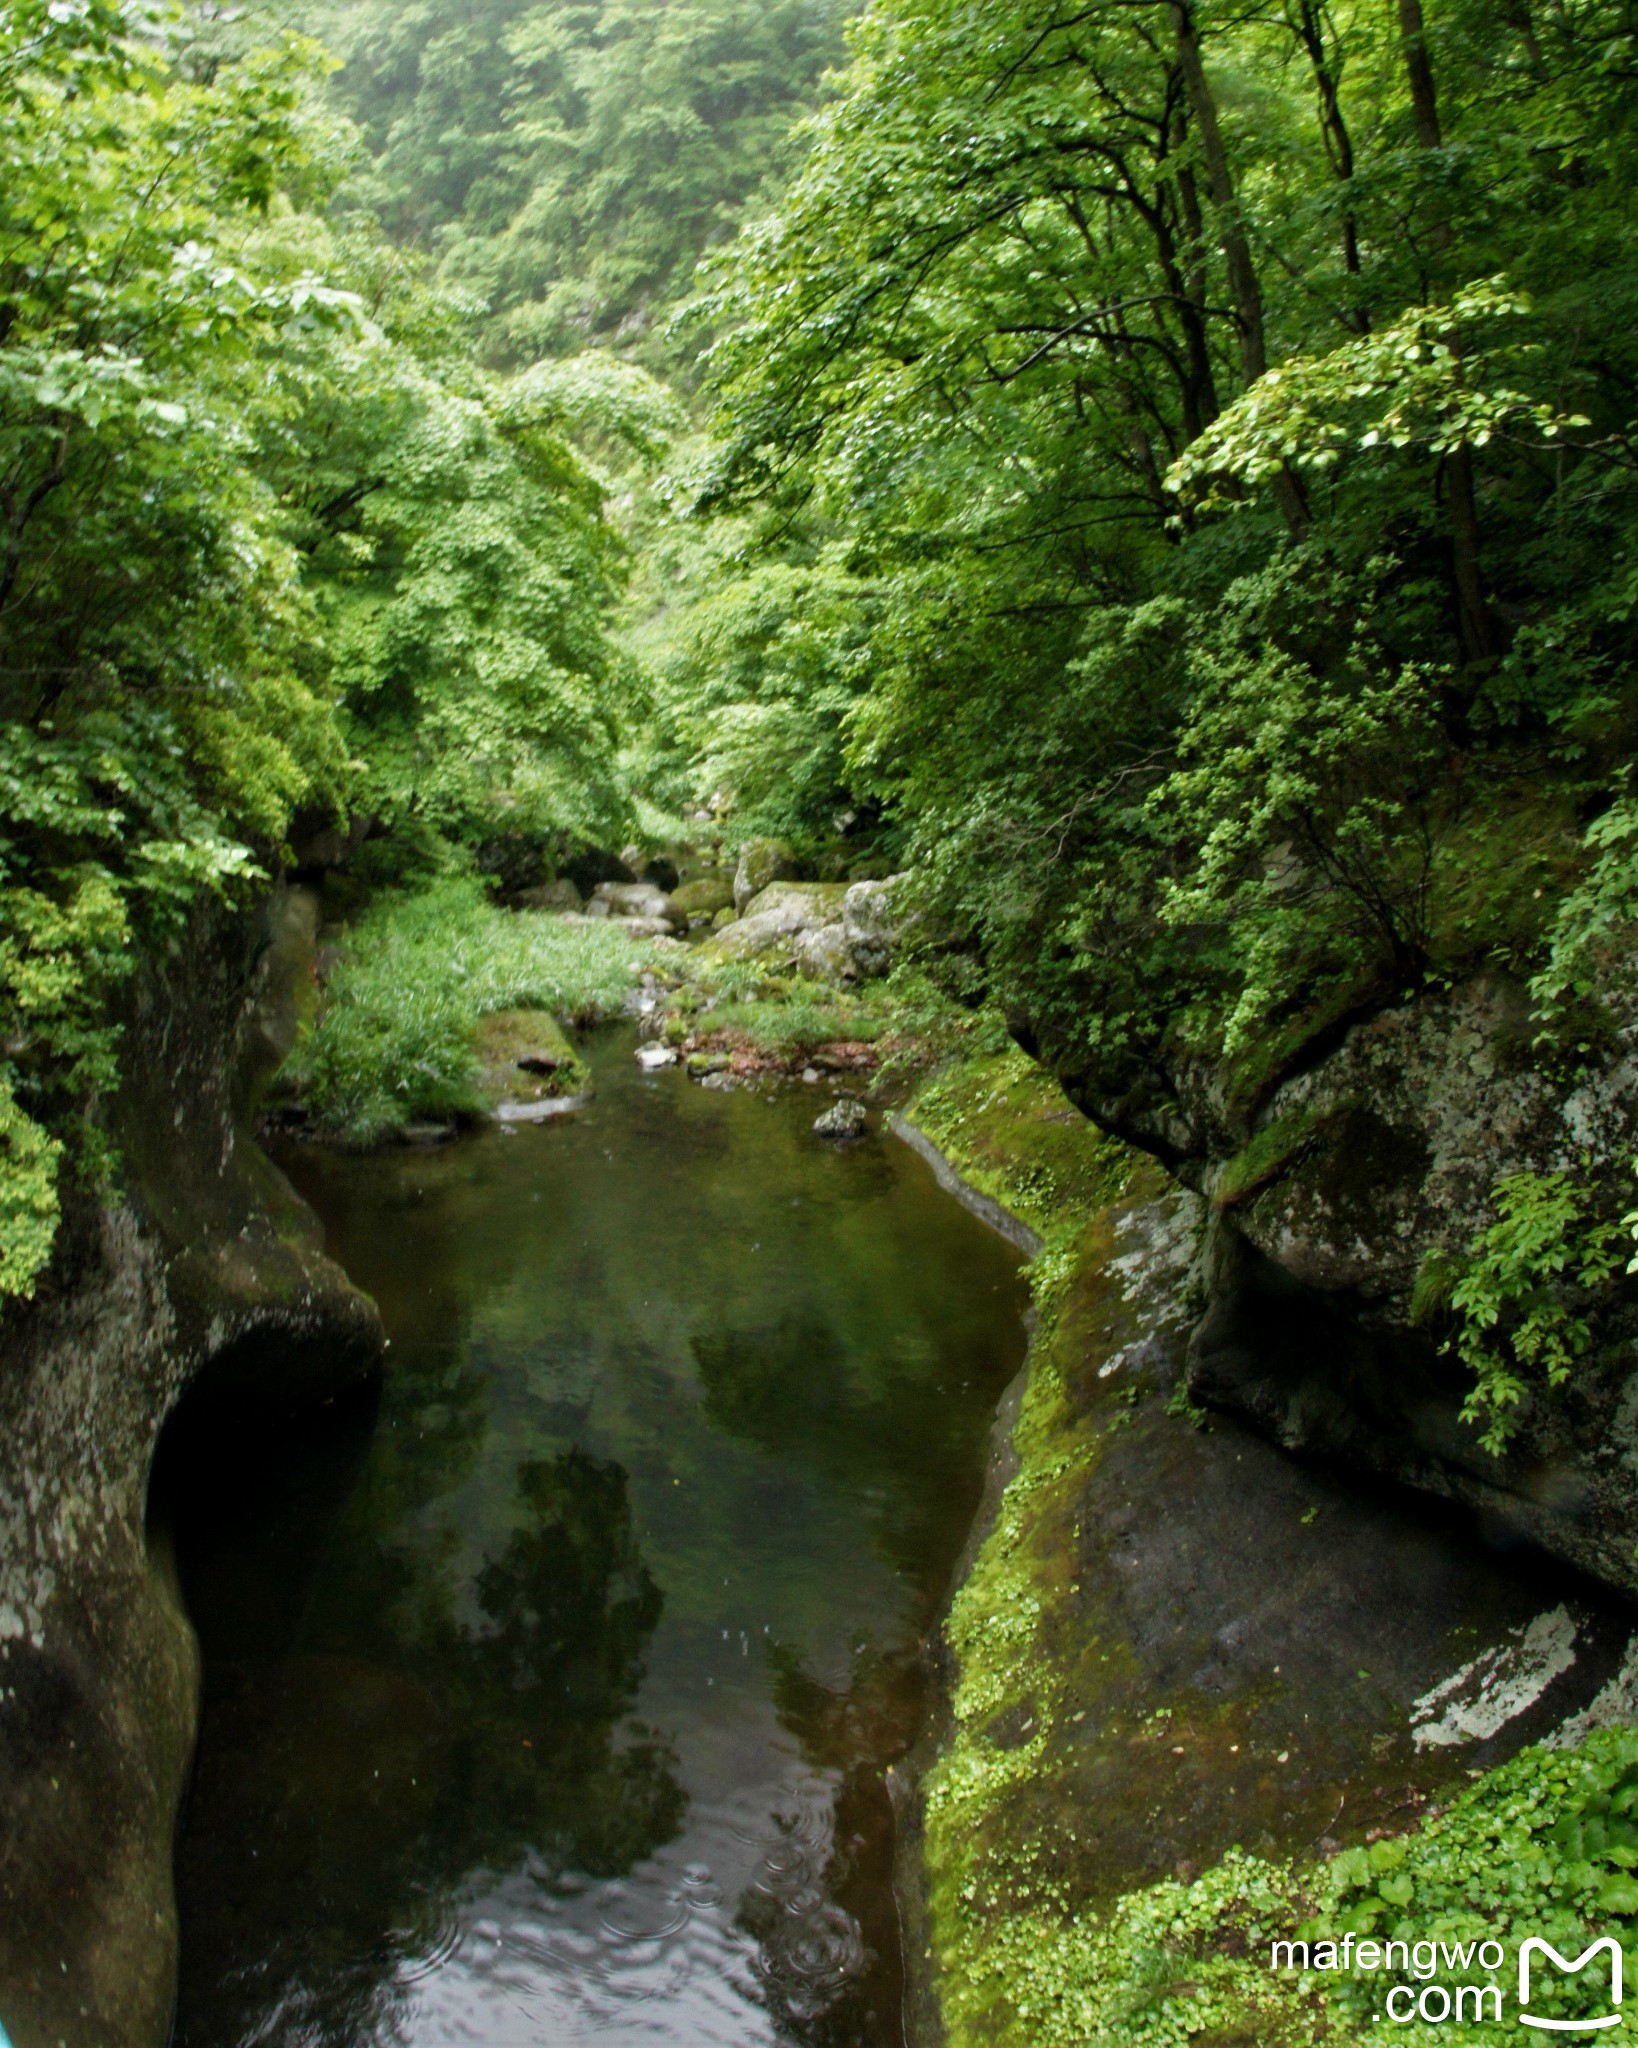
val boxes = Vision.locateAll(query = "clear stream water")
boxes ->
[164,1029,1030,2048]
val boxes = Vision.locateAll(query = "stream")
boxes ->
[154,1023,1638,2048]
[161,1028,1030,2048]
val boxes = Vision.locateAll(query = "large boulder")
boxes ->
[795,922,854,983]
[669,874,735,921]
[1026,953,1638,1598]
[742,880,849,926]
[703,883,851,969]
[702,911,806,965]
[733,837,799,913]
[843,875,909,979]
[515,879,582,914]
[592,881,684,930]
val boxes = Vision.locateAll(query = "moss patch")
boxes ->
[471,1009,588,1109]
[1212,1101,1333,1210]
[909,1045,1638,2048]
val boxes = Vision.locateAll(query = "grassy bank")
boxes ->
[284,879,651,1145]
[910,1052,1638,2048]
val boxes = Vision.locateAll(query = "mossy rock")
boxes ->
[472,1009,588,1111]
[670,874,734,919]
[733,836,799,912]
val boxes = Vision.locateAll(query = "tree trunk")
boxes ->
[1396,0,1499,664]
[1171,1,1309,533]
[1294,0,1364,310]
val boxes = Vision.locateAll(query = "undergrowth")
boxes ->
[285,879,648,1144]
[1006,1724,1638,2046]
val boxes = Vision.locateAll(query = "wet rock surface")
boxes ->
[911,1111,1638,2043]
[0,889,382,2048]
[1031,966,1638,1597]
[815,1098,869,1141]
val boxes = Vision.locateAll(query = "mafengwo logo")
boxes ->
[1272,1932,1627,2029]
[1519,1937,1622,2031]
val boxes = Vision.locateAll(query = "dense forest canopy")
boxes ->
[700,0,1638,1122]
[3,0,1638,1324]
[307,0,850,364]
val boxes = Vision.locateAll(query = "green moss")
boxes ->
[905,1047,1130,1243]
[905,1052,1155,2043]
[1212,1102,1330,1210]
[471,1009,589,1107]
[913,1045,1638,2048]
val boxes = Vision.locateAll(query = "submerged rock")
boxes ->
[814,1098,869,1141]
[473,1010,587,1117]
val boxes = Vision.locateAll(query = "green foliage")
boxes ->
[0,6,641,1289]
[284,878,645,1143]
[0,1077,63,1301]
[1449,1167,1628,1454]
[1533,792,1638,1039]
[696,0,1638,1121]
[318,0,848,366]
[1024,1726,1638,2047]
[644,559,879,847]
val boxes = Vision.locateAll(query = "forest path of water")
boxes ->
[161,1031,1030,2048]
[155,1027,1638,2048]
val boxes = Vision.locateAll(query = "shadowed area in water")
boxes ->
[158,1030,1030,2047]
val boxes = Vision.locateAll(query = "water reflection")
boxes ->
[170,1437,680,2047]
[168,1034,1030,2046]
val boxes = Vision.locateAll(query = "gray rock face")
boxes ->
[814,1098,869,1140]
[1035,964,1638,1595]
[703,884,849,969]
[592,881,683,929]
[795,922,854,982]
[733,837,799,913]
[842,876,909,979]
[0,888,382,2048]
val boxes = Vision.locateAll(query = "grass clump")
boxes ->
[285,878,648,1144]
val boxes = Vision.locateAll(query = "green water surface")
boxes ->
[166,1030,1029,2047]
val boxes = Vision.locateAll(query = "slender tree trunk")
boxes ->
[1396,0,1499,664]
[1173,162,1221,434]
[1294,0,1364,312]
[1171,0,1309,532]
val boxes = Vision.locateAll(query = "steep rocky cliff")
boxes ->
[0,889,382,2048]
[1031,967,1638,1598]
